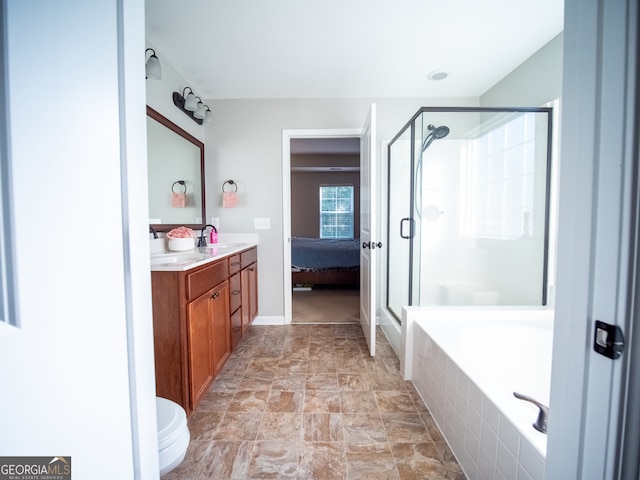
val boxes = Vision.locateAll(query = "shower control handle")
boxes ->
[362,241,370,249]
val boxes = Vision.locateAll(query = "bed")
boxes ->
[291,237,360,286]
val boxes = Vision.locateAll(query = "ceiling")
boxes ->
[145,0,564,100]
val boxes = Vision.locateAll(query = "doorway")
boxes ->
[289,136,361,324]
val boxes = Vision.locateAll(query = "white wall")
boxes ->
[1,1,158,478]
[204,97,477,318]
[480,33,563,107]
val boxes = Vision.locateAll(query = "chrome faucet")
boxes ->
[149,226,158,239]
[514,392,548,434]
[197,224,216,247]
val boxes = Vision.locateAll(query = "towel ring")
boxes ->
[172,180,187,193]
[222,180,237,193]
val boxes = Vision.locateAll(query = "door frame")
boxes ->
[282,128,362,324]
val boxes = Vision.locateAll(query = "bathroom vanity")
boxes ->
[150,244,258,415]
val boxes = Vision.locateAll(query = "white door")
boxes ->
[360,104,377,356]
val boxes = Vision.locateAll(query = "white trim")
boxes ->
[253,315,286,326]
[281,128,362,325]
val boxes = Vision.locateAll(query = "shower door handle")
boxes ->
[400,218,414,239]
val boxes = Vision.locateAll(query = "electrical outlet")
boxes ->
[254,217,271,230]
[211,217,220,229]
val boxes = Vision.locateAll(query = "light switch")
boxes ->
[211,217,220,229]
[254,217,271,230]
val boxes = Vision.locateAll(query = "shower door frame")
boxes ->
[385,106,554,323]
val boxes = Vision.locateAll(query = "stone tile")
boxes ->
[304,390,341,413]
[308,357,338,373]
[390,442,449,480]
[265,390,304,413]
[237,371,276,391]
[367,372,408,391]
[247,357,281,373]
[374,390,419,413]
[212,412,262,441]
[299,442,347,480]
[161,439,208,479]
[169,325,463,480]
[381,412,433,443]
[335,355,369,373]
[196,390,235,412]
[305,373,340,391]
[344,443,400,480]
[303,413,343,442]
[272,373,307,391]
[247,441,301,479]
[338,374,370,391]
[341,414,387,444]
[257,412,303,441]
[195,440,252,479]
[228,390,269,413]
[187,411,224,441]
[340,390,378,413]
[276,357,308,374]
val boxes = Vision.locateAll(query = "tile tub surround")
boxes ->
[162,324,465,480]
[403,308,553,480]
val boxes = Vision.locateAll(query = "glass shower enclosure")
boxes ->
[386,107,553,322]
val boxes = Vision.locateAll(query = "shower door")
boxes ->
[386,107,553,322]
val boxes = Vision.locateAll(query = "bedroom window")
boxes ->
[319,185,354,239]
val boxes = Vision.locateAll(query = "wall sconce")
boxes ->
[172,87,214,126]
[145,48,162,80]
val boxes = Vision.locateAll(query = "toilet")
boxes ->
[156,397,190,476]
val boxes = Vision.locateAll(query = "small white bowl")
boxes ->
[167,237,195,252]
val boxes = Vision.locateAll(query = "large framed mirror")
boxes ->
[146,106,205,233]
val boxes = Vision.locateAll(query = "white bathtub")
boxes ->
[402,307,554,480]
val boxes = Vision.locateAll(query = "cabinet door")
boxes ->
[187,291,214,410]
[241,262,258,333]
[248,263,258,321]
[211,280,231,374]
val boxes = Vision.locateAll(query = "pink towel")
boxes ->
[223,191,238,208]
[172,192,186,208]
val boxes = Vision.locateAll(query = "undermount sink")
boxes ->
[150,252,207,265]
[204,243,246,249]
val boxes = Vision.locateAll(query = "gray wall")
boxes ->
[205,97,477,318]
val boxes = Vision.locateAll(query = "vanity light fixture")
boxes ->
[172,87,213,126]
[145,48,162,80]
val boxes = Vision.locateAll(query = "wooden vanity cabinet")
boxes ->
[151,246,258,415]
[152,258,230,414]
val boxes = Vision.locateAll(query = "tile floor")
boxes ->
[162,324,466,480]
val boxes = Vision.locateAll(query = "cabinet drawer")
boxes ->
[241,248,257,268]
[228,254,241,275]
[186,260,228,302]
[229,272,241,313]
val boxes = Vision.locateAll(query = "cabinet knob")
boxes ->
[211,292,220,299]
[231,290,241,296]
[231,261,241,266]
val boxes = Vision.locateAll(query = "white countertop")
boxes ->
[150,242,257,272]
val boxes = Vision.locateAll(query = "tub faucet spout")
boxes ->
[513,391,548,434]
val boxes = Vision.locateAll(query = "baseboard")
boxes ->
[252,315,286,326]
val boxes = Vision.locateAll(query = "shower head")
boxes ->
[421,124,450,152]
[428,124,450,139]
